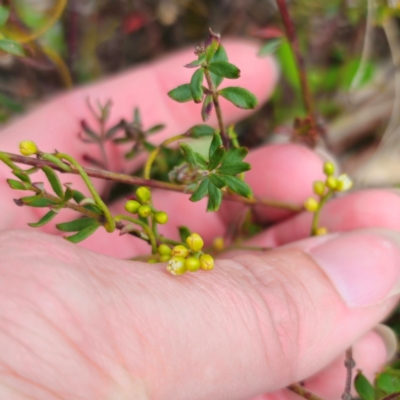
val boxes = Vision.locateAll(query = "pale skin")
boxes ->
[0,40,400,400]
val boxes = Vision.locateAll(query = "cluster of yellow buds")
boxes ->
[125,186,168,224]
[304,161,353,236]
[19,141,38,156]
[164,233,214,275]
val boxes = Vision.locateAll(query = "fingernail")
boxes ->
[305,229,400,307]
[373,324,398,362]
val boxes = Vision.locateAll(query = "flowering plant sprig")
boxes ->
[304,161,353,236]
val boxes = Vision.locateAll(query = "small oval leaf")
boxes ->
[208,61,240,79]
[190,68,204,103]
[207,182,222,211]
[28,210,58,227]
[190,178,209,202]
[65,223,101,243]
[218,87,258,110]
[201,94,213,122]
[354,371,375,400]
[7,179,29,190]
[42,166,64,198]
[168,84,193,103]
[223,175,252,198]
[189,124,215,138]
[56,217,99,232]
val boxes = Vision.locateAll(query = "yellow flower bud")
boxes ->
[200,254,214,270]
[19,141,38,156]
[159,254,171,262]
[167,256,187,275]
[136,186,151,204]
[148,258,158,264]
[186,233,204,251]
[138,205,152,218]
[158,244,171,256]
[313,181,325,197]
[125,200,141,214]
[323,161,335,176]
[315,227,328,236]
[185,257,201,272]
[304,197,319,212]
[154,211,168,224]
[336,174,353,192]
[171,245,189,258]
[325,176,337,190]
[213,236,225,251]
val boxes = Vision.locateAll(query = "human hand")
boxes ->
[0,40,399,400]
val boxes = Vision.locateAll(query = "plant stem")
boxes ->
[342,347,355,400]
[203,68,230,148]
[114,214,157,254]
[276,0,316,132]
[311,191,333,235]
[1,151,302,212]
[287,384,327,400]
[157,236,183,247]
[144,134,187,179]
[56,153,115,232]
[27,186,106,222]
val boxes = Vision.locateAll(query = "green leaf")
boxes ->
[209,133,223,160]
[189,124,215,138]
[218,87,258,110]
[56,217,99,232]
[72,190,86,204]
[64,187,74,202]
[42,166,64,198]
[222,146,247,164]
[223,175,252,198]
[208,61,240,79]
[20,196,59,207]
[7,179,29,190]
[146,124,165,134]
[179,143,208,169]
[276,41,300,90]
[0,6,10,27]
[0,39,25,57]
[80,120,99,142]
[209,147,225,170]
[105,121,124,139]
[210,45,228,88]
[201,94,213,122]
[218,162,250,176]
[168,84,193,103]
[178,226,192,242]
[12,170,31,184]
[190,68,204,103]
[184,54,206,68]
[207,182,222,211]
[205,39,219,62]
[218,147,251,175]
[376,373,400,394]
[28,210,58,227]
[355,371,375,400]
[209,173,226,189]
[379,393,400,400]
[65,223,101,243]
[258,38,284,57]
[190,178,209,202]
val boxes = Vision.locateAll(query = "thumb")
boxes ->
[1,228,399,400]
